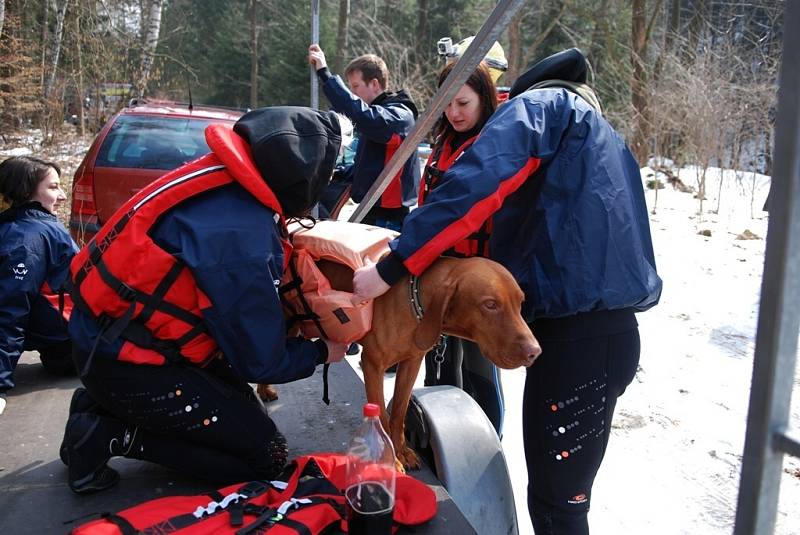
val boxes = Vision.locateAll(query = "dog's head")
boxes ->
[412,257,541,369]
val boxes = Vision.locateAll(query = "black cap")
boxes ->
[233,106,342,217]
[509,48,589,99]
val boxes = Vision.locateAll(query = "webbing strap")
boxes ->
[91,251,204,328]
[136,261,184,325]
[101,512,138,535]
[278,256,333,405]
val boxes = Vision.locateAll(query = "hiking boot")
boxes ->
[60,388,104,465]
[63,413,128,494]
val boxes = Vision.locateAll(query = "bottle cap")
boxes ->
[363,403,380,417]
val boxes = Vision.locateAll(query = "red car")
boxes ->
[69,100,244,246]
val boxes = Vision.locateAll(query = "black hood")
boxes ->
[374,89,419,119]
[510,48,588,99]
[233,106,342,217]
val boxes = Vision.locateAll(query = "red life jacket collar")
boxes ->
[205,124,284,217]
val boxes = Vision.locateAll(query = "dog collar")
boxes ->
[409,275,425,321]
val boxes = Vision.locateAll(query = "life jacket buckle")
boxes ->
[115,282,137,302]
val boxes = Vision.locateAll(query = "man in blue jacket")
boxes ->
[351,49,662,535]
[309,44,419,231]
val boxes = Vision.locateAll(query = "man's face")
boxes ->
[346,70,383,105]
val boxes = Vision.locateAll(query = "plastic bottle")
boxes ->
[345,403,396,535]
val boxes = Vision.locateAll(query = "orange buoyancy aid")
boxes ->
[419,134,492,258]
[70,453,437,535]
[70,125,290,366]
[280,220,398,344]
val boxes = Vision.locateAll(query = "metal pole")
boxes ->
[348,0,527,223]
[310,0,320,108]
[734,1,800,533]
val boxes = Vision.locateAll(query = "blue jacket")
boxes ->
[319,70,419,211]
[377,88,662,320]
[0,203,78,391]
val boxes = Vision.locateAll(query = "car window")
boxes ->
[95,115,214,170]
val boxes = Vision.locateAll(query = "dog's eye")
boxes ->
[483,300,498,311]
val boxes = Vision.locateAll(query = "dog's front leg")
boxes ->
[390,355,424,471]
[360,349,389,431]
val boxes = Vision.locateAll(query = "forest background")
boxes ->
[0,0,785,182]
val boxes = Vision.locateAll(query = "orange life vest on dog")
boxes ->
[70,127,290,366]
[280,220,397,344]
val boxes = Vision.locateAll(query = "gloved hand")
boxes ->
[323,339,348,364]
[351,260,391,305]
[308,44,328,70]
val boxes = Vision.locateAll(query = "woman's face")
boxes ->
[31,167,66,214]
[445,84,482,133]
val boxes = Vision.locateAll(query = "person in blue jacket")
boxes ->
[0,156,78,416]
[60,107,349,493]
[351,49,663,535]
[309,44,419,231]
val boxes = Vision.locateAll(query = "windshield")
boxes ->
[95,114,214,170]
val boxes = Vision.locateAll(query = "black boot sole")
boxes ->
[68,465,120,494]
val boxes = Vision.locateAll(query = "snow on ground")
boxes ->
[506,166,799,535]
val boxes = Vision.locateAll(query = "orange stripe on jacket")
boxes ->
[404,157,541,274]
[380,133,404,208]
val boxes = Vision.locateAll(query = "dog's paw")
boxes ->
[257,384,279,402]
[397,445,421,472]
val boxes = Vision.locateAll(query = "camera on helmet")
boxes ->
[437,37,454,57]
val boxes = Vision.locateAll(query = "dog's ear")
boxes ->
[412,280,456,351]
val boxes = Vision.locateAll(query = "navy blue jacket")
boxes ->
[69,183,325,385]
[319,70,419,212]
[0,203,78,391]
[377,88,662,321]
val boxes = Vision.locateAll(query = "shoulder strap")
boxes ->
[529,79,603,115]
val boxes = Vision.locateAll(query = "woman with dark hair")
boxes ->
[0,156,79,415]
[420,62,506,434]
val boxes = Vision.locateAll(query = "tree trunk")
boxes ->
[507,10,523,83]
[40,0,47,92]
[0,0,6,37]
[686,0,707,61]
[630,0,649,163]
[44,0,68,99]
[250,0,258,109]
[588,0,611,76]
[414,0,428,64]
[74,7,85,136]
[136,0,164,98]
[522,1,568,71]
[333,0,350,74]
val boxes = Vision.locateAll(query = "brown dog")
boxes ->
[315,255,542,470]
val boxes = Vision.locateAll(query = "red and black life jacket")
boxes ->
[69,125,291,367]
[69,453,437,535]
[419,134,492,258]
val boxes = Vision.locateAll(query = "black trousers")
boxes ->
[523,309,640,535]
[74,351,285,483]
[424,336,505,435]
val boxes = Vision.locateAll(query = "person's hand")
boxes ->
[351,260,391,305]
[308,44,327,70]
[323,339,348,364]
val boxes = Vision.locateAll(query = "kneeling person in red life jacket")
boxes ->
[61,107,350,494]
